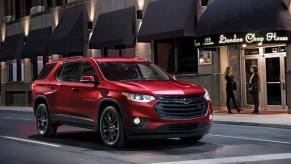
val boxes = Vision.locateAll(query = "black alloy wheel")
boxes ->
[100,106,125,148]
[35,104,57,136]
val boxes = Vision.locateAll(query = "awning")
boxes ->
[137,0,197,42]
[89,7,136,49]
[21,27,51,58]
[47,8,84,55]
[196,0,291,36]
[0,33,24,61]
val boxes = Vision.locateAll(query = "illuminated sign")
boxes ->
[195,31,289,47]
[245,49,259,55]
[265,46,286,54]
[219,34,243,44]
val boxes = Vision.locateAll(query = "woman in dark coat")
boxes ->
[225,66,241,114]
[249,65,260,114]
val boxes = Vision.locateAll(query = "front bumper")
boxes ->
[126,122,211,139]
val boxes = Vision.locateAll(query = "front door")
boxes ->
[242,46,287,111]
[263,54,286,110]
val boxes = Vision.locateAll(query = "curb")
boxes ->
[213,121,291,129]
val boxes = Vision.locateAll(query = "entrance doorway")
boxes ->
[242,46,287,111]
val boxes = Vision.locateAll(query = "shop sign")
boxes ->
[245,49,259,55]
[264,46,286,54]
[195,31,289,47]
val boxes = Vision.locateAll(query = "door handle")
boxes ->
[72,87,79,92]
[48,86,55,90]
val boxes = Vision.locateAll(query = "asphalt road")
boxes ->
[0,110,291,164]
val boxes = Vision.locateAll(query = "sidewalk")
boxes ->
[214,110,291,129]
[0,106,32,112]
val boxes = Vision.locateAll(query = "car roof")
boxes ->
[94,57,148,62]
[46,57,149,66]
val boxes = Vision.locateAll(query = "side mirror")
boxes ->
[169,73,176,80]
[80,76,98,85]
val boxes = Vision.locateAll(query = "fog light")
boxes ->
[209,113,213,121]
[133,117,141,125]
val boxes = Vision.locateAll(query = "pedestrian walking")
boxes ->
[225,66,241,114]
[249,65,260,114]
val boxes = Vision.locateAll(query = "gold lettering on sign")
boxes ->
[245,33,264,43]
[266,33,288,42]
[219,34,243,44]
[203,37,214,46]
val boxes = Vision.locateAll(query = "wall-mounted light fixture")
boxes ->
[88,21,93,31]
[202,0,209,6]
[257,41,263,47]
[242,44,247,48]
[23,36,28,44]
[137,10,143,20]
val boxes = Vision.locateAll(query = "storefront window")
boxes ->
[199,50,212,65]
[154,38,198,74]
[8,60,24,82]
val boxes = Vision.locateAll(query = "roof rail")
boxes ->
[53,56,84,61]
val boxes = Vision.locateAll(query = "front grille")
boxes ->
[154,95,208,119]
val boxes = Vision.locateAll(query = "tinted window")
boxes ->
[38,63,56,80]
[98,62,170,82]
[58,62,80,82]
[80,62,97,77]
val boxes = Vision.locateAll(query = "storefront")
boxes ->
[195,0,291,113]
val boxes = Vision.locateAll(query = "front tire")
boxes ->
[180,135,204,143]
[35,104,57,137]
[100,106,125,148]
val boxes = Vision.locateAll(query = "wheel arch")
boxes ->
[97,98,125,122]
[33,95,49,116]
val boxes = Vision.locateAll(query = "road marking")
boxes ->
[151,153,291,164]
[207,134,291,145]
[1,136,61,147]
[2,117,32,121]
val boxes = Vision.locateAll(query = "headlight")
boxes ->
[122,92,155,103]
[204,90,211,101]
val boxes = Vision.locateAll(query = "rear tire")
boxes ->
[180,135,204,143]
[35,104,57,137]
[100,106,125,148]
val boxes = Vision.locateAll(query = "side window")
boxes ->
[38,63,56,80]
[58,62,80,82]
[79,62,98,78]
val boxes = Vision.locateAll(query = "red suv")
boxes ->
[32,57,213,147]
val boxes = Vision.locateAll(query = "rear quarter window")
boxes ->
[38,63,57,80]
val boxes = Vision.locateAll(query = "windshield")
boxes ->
[98,62,171,82]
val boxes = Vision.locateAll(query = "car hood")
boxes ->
[112,80,206,96]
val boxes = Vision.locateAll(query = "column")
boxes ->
[24,58,32,82]
[1,62,8,83]
[1,62,8,105]
[220,46,228,111]
[135,0,152,61]
[286,44,291,114]
[135,43,152,61]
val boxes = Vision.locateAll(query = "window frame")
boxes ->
[37,63,57,80]
[55,61,98,83]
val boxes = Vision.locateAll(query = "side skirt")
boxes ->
[50,114,99,131]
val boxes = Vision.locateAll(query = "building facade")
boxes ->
[0,0,290,114]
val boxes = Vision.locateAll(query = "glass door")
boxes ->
[263,54,286,110]
[265,57,281,105]
[242,47,287,111]
[244,59,259,107]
